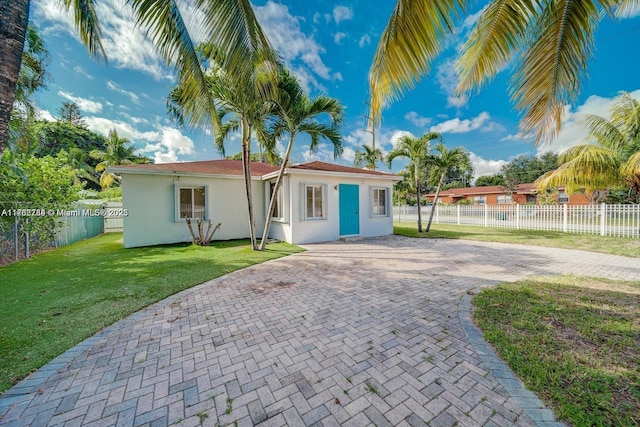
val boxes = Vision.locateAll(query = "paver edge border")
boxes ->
[458,292,566,427]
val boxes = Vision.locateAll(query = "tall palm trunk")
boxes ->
[259,132,295,250]
[415,163,422,232]
[241,117,257,250]
[0,0,30,152]
[426,172,446,232]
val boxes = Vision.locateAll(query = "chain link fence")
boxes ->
[0,201,106,266]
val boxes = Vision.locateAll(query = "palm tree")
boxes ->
[425,142,472,232]
[353,144,384,170]
[368,0,637,146]
[258,69,344,250]
[0,0,276,153]
[63,147,99,188]
[387,132,441,232]
[536,91,640,201]
[167,43,278,250]
[90,129,146,188]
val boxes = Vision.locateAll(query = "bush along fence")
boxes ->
[393,204,640,239]
[0,202,124,265]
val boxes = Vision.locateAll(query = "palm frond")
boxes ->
[457,0,539,95]
[368,0,464,123]
[63,0,106,60]
[299,123,343,159]
[536,144,624,192]
[621,151,640,185]
[510,0,600,145]
[581,113,627,151]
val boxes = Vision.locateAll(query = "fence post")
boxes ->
[600,203,606,236]
[14,216,19,262]
[484,204,488,228]
[563,203,568,233]
[456,204,460,225]
[516,204,520,230]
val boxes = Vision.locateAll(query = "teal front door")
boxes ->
[339,184,359,236]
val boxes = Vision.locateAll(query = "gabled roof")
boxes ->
[290,161,396,177]
[111,159,279,177]
[426,184,537,198]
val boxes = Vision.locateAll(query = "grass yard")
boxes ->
[473,277,640,426]
[0,233,302,392]
[394,222,640,257]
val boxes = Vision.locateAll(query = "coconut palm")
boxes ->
[425,142,472,232]
[0,0,276,153]
[167,43,278,250]
[90,129,146,189]
[258,69,344,250]
[387,132,442,232]
[368,0,638,146]
[353,144,384,170]
[63,148,99,188]
[536,91,640,201]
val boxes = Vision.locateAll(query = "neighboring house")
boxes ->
[111,160,400,248]
[425,184,591,205]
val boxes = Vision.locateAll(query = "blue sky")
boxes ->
[30,0,640,178]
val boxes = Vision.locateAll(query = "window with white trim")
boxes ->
[497,195,513,204]
[372,188,388,216]
[558,191,569,203]
[177,186,206,220]
[304,184,325,220]
[269,181,284,219]
[473,196,486,205]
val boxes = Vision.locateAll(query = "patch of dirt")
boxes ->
[250,280,296,294]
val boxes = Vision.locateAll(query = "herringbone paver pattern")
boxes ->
[1,236,638,426]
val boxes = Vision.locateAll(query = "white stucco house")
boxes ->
[111,159,400,248]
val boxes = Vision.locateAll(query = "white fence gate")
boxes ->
[393,204,640,238]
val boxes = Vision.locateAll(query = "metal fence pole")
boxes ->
[14,216,19,262]
[600,203,606,236]
[563,204,568,233]
[516,204,520,230]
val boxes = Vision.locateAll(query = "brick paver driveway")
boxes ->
[1,236,639,426]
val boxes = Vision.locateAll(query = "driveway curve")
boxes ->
[1,236,639,427]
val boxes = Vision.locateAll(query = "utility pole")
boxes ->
[363,100,376,152]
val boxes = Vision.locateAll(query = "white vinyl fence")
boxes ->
[393,204,640,238]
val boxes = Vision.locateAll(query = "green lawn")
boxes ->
[394,222,640,257]
[0,233,302,392]
[473,277,640,426]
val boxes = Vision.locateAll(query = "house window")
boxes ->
[473,196,486,205]
[372,188,388,216]
[305,184,325,220]
[497,195,513,204]
[558,191,569,203]
[178,187,206,219]
[269,181,284,219]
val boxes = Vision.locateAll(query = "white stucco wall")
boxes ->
[121,173,266,248]
[267,172,395,245]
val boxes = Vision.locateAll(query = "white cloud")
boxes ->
[537,89,640,155]
[436,58,468,108]
[35,0,173,81]
[404,111,431,127]
[106,81,141,105]
[73,65,94,80]
[469,152,507,179]
[58,90,103,113]
[388,130,415,148]
[334,32,347,44]
[84,115,195,163]
[85,116,159,141]
[430,112,504,134]
[255,1,341,91]
[333,6,354,24]
[359,34,371,48]
[119,112,149,125]
[36,109,57,122]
